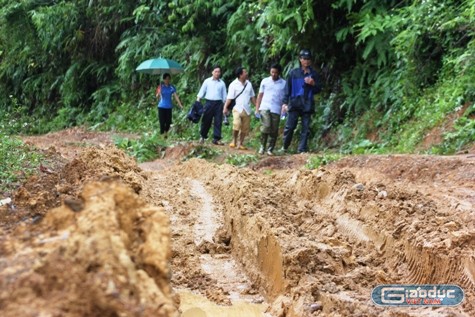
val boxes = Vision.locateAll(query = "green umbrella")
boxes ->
[136,57,184,75]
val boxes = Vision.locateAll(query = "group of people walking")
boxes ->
[155,49,322,154]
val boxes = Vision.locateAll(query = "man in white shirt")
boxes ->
[196,65,227,145]
[255,64,286,155]
[223,67,256,150]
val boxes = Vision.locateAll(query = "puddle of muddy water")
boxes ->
[199,253,266,303]
[178,290,269,317]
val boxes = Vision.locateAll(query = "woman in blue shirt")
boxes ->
[155,73,183,136]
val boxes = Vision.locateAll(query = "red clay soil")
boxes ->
[0,129,472,316]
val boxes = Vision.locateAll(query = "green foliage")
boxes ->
[0,0,473,156]
[114,131,167,163]
[432,103,475,154]
[0,134,43,192]
[315,0,475,154]
[183,145,221,161]
[0,96,31,134]
[437,117,475,154]
[225,153,258,167]
[305,153,343,170]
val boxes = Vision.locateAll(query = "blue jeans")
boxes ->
[283,109,312,153]
[200,100,224,141]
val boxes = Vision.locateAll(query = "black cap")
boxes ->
[299,49,312,58]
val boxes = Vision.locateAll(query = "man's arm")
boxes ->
[282,71,292,110]
[255,92,264,112]
[223,82,233,115]
[312,71,323,94]
[197,79,207,101]
[221,81,227,103]
[223,98,232,115]
[251,96,257,108]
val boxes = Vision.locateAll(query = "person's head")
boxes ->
[235,66,248,81]
[270,63,282,81]
[299,49,312,67]
[211,65,221,80]
[162,73,171,85]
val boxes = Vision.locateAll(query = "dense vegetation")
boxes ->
[0,0,474,157]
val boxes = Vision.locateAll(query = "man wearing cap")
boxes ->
[281,49,322,153]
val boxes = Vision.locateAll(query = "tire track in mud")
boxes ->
[190,180,221,245]
[316,188,475,295]
[140,164,270,316]
[190,179,267,304]
[170,159,475,317]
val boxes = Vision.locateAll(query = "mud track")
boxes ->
[0,129,474,316]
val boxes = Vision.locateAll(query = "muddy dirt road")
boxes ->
[0,128,474,316]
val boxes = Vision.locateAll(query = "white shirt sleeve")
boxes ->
[258,79,265,94]
[197,79,208,99]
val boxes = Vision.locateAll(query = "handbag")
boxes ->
[228,82,248,111]
[187,101,203,123]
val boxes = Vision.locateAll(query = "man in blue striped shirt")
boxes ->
[196,65,227,145]
[282,49,322,153]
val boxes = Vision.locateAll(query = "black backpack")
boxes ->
[187,101,204,123]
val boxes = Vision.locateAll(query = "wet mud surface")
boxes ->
[0,128,473,316]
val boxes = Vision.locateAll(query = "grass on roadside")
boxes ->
[0,134,43,193]
[305,153,343,170]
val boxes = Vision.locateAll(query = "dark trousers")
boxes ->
[200,100,223,141]
[158,108,172,134]
[283,110,311,152]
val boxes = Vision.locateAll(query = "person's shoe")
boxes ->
[258,146,265,155]
[238,145,248,150]
[229,143,236,148]
[212,139,224,145]
[266,150,274,156]
[199,137,205,144]
[279,147,288,154]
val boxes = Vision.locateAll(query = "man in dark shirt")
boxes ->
[282,49,322,153]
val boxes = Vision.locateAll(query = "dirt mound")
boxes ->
[333,154,475,186]
[1,147,147,230]
[250,154,309,171]
[0,181,177,317]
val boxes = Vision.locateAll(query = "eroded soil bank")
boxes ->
[0,148,177,316]
[164,155,474,316]
[1,130,474,316]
